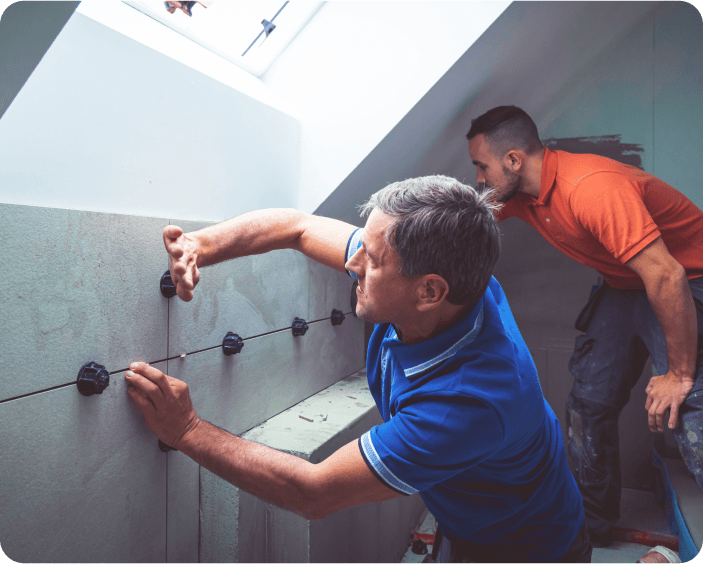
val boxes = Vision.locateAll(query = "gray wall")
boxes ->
[0,204,364,562]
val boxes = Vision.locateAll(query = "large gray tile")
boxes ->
[266,506,310,562]
[168,220,311,354]
[168,314,365,437]
[0,362,168,563]
[306,256,356,321]
[241,370,380,462]
[167,451,199,563]
[0,204,169,401]
[165,345,200,564]
[493,220,596,350]
[233,489,268,563]
[310,493,427,563]
[199,468,244,563]
[238,370,426,564]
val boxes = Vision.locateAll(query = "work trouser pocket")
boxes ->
[575,283,608,333]
[569,335,596,382]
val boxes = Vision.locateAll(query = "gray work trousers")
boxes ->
[566,277,703,536]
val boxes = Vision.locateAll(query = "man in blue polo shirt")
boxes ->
[126,175,590,562]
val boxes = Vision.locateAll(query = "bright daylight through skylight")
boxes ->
[120,1,323,76]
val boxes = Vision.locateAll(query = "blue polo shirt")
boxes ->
[346,229,583,562]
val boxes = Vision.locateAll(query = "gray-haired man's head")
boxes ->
[357,175,501,310]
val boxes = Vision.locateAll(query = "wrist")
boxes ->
[174,415,203,452]
[188,231,208,268]
[666,368,695,383]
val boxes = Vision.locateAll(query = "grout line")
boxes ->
[0,382,76,405]
[0,311,358,405]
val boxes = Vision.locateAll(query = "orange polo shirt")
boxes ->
[497,148,703,289]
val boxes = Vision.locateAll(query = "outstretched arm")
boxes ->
[626,237,697,432]
[125,362,402,519]
[164,209,358,301]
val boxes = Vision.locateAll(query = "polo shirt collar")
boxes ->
[534,147,558,206]
[382,297,485,380]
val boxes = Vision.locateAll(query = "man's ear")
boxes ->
[416,275,450,312]
[504,149,524,172]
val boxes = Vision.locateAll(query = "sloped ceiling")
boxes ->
[0,1,80,119]
[315,1,661,226]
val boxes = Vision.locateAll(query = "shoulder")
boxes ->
[555,151,645,191]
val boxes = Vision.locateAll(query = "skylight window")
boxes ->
[121,0,323,76]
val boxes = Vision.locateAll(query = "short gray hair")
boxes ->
[359,175,502,307]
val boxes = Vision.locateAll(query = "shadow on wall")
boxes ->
[543,135,645,169]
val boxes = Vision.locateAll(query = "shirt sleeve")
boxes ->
[570,173,661,263]
[345,228,364,279]
[358,394,504,494]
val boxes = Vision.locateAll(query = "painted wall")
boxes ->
[0,204,364,562]
[0,11,300,222]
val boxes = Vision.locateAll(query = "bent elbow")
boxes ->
[664,261,687,291]
[292,475,334,521]
[292,497,329,521]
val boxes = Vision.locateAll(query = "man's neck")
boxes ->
[396,302,474,346]
[520,146,546,199]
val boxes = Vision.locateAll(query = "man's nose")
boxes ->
[344,252,358,277]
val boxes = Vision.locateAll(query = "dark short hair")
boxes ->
[466,106,542,157]
[359,176,501,307]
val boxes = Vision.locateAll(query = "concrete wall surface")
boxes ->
[222,370,428,563]
[0,203,365,562]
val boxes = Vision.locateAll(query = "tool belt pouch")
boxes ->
[574,282,608,333]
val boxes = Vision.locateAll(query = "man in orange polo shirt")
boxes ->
[467,105,703,550]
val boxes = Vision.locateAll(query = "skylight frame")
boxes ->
[121,0,324,77]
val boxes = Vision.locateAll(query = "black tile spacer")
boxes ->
[222,332,244,356]
[158,439,178,452]
[350,281,359,317]
[76,361,110,396]
[292,317,308,336]
[160,270,177,298]
[331,309,345,326]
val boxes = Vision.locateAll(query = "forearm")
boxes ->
[191,208,308,268]
[178,420,324,519]
[646,265,697,381]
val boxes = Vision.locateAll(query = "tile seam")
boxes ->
[0,311,357,404]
